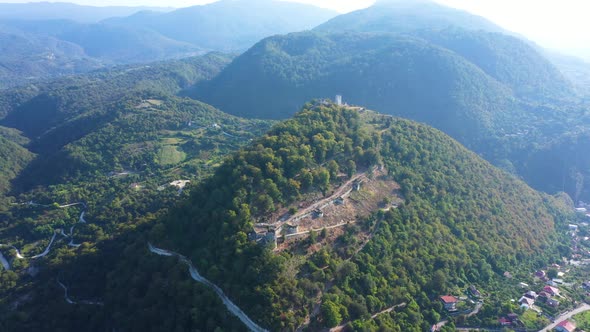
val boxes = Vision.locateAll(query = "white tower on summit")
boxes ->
[335,95,342,106]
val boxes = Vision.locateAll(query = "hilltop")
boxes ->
[190,0,590,202]
[0,102,573,331]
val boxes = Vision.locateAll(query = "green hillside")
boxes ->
[0,52,232,137]
[157,103,571,330]
[414,28,573,99]
[0,102,572,331]
[193,32,518,144]
[0,129,34,208]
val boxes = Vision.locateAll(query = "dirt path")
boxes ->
[148,243,269,332]
[327,302,407,332]
[257,173,367,230]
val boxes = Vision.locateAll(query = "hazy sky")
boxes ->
[2,0,589,58]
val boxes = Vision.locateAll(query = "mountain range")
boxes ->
[0,1,588,331]
[0,0,336,89]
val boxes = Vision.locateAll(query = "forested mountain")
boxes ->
[0,52,244,189]
[0,2,172,23]
[190,0,590,202]
[192,32,521,142]
[1,103,571,331]
[0,27,104,89]
[0,128,34,208]
[413,28,573,99]
[315,0,504,35]
[0,0,335,89]
[104,0,337,51]
[0,52,232,124]
[0,52,276,332]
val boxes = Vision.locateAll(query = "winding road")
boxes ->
[1,202,88,260]
[57,279,104,306]
[539,303,590,332]
[148,243,269,332]
[0,250,10,270]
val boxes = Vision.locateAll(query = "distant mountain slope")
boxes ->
[2,19,203,65]
[192,32,518,145]
[0,0,336,88]
[104,0,337,51]
[414,28,572,98]
[0,52,232,139]
[0,28,104,89]
[0,2,172,23]
[0,129,33,207]
[315,0,504,35]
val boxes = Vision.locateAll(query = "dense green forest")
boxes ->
[0,102,573,331]
[0,1,587,330]
[192,27,590,203]
[0,129,34,208]
[0,53,275,331]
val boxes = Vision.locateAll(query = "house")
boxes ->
[440,296,459,311]
[498,317,512,326]
[543,285,560,296]
[469,285,481,298]
[284,224,299,235]
[547,298,560,307]
[524,291,538,299]
[575,207,587,213]
[334,196,345,205]
[313,209,324,218]
[503,271,513,279]
[569,224,579,231]
[582,281,590,290]
[555,320,576,332]
[507,313,519,321]
[352,180,362,191]
[518,296,535,308]
[537,291,550,302]
[264,230,277,248]
[546,280,559,287]
[519,282,529,289]
[535,270,546,278]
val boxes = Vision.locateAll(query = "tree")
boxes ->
[346,160,357,178]
[547,268,558,280]
[316,168,330,192]
[321,300,342,327]
[327,160,339,180]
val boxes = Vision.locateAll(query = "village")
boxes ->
[434,205,590,332]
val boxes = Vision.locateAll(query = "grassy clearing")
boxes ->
[157,145,186,166]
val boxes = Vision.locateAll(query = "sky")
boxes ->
[1,0,589,58]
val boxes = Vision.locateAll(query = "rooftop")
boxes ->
[440,295,458,303]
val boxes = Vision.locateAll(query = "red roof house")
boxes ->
[555,320,576,332]
[498,317,512,326]
[440,295,458,311]
[543,285,560,296]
